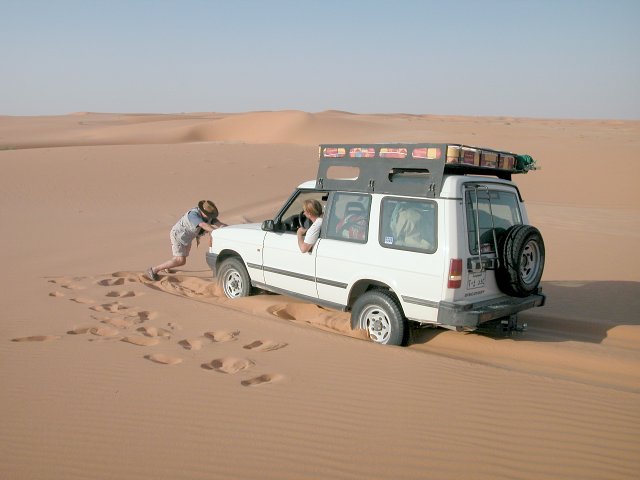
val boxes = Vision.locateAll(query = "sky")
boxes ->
[1,0,639,119]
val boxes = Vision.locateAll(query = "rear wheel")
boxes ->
[496,225,545,297]
[218,257,252,298]
[351,290,406,345]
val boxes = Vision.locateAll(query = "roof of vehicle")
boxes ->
[299,175,520,199]
[315,143,536,198]
[439,174,520,198]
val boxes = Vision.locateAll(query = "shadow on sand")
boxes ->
[410,280,640,345]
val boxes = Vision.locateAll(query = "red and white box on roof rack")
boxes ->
[446,145,480,166]
[480,151,499,168]
[499,153,515,170]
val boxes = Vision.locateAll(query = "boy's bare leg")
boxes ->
[151,256,186,276]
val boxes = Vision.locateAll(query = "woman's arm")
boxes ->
[297,227,313,253]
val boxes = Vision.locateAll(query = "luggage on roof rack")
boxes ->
[316,143,536,198]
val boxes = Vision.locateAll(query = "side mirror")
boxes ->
[262,220,275,231]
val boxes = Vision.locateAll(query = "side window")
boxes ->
[379,198,437,253]
[465,188,522,254]
[277,190,327,232]
[325,192,371,243]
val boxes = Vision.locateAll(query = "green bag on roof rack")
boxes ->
[515,154,537,171]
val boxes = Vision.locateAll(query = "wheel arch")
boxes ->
[216,248,246,271]
[347,279,402,329]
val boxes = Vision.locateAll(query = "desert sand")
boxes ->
[1,111,639,479]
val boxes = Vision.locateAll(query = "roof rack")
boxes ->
[316,143,536,198]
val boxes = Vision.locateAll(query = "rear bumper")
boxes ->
[437,291,546,328]
[206,252,218,276]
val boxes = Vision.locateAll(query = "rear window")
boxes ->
[466,188,522,254]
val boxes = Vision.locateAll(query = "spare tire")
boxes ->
[496,225,545,297]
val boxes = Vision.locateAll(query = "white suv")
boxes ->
[207,143,545,345]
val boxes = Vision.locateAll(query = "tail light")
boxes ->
[448,259,463,288]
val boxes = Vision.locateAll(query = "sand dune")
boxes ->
[1,111,639,479]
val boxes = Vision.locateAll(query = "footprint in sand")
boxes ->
[125,310,158,322]
[69,297,95,305]
[178,339,203,350]
[241,374,284,387]
[90,301,129,313]
[98,317,135,329]
[243,340,288,352]
[137,326,171,338]
[202,357,255,374]
[204,331,240,343]
[267,305,296,320]
[89,326,120,337]
[49,291,65,298]
[98,278,125,286]
[12,335,61,342]
[48,278,86,290]
[121,336,160,347]
[67,326,93,335]
[145,354,183,365]
[105,290,139,298]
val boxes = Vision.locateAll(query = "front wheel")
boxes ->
[218,257,252,298]
[351,290,406,345]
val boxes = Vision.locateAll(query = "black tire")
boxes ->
[496,225,545,297]
[351,290,406,345]
[218,257,252,298]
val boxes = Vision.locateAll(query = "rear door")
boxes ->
[463,183,524,298]
[315,192,372,306]
[373,196,444,322]
[315,193,445,323]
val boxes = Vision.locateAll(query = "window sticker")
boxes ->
[385,236,394,245]
[323,147,346,158]
[349,147,375,158]
[380,147,407,159]
[412,147,441,160]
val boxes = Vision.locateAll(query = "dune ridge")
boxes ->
[4,110,639,151]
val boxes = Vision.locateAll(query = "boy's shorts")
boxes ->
[170,235,191,257]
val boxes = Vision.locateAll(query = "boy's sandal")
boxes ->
[146,267,158,281]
